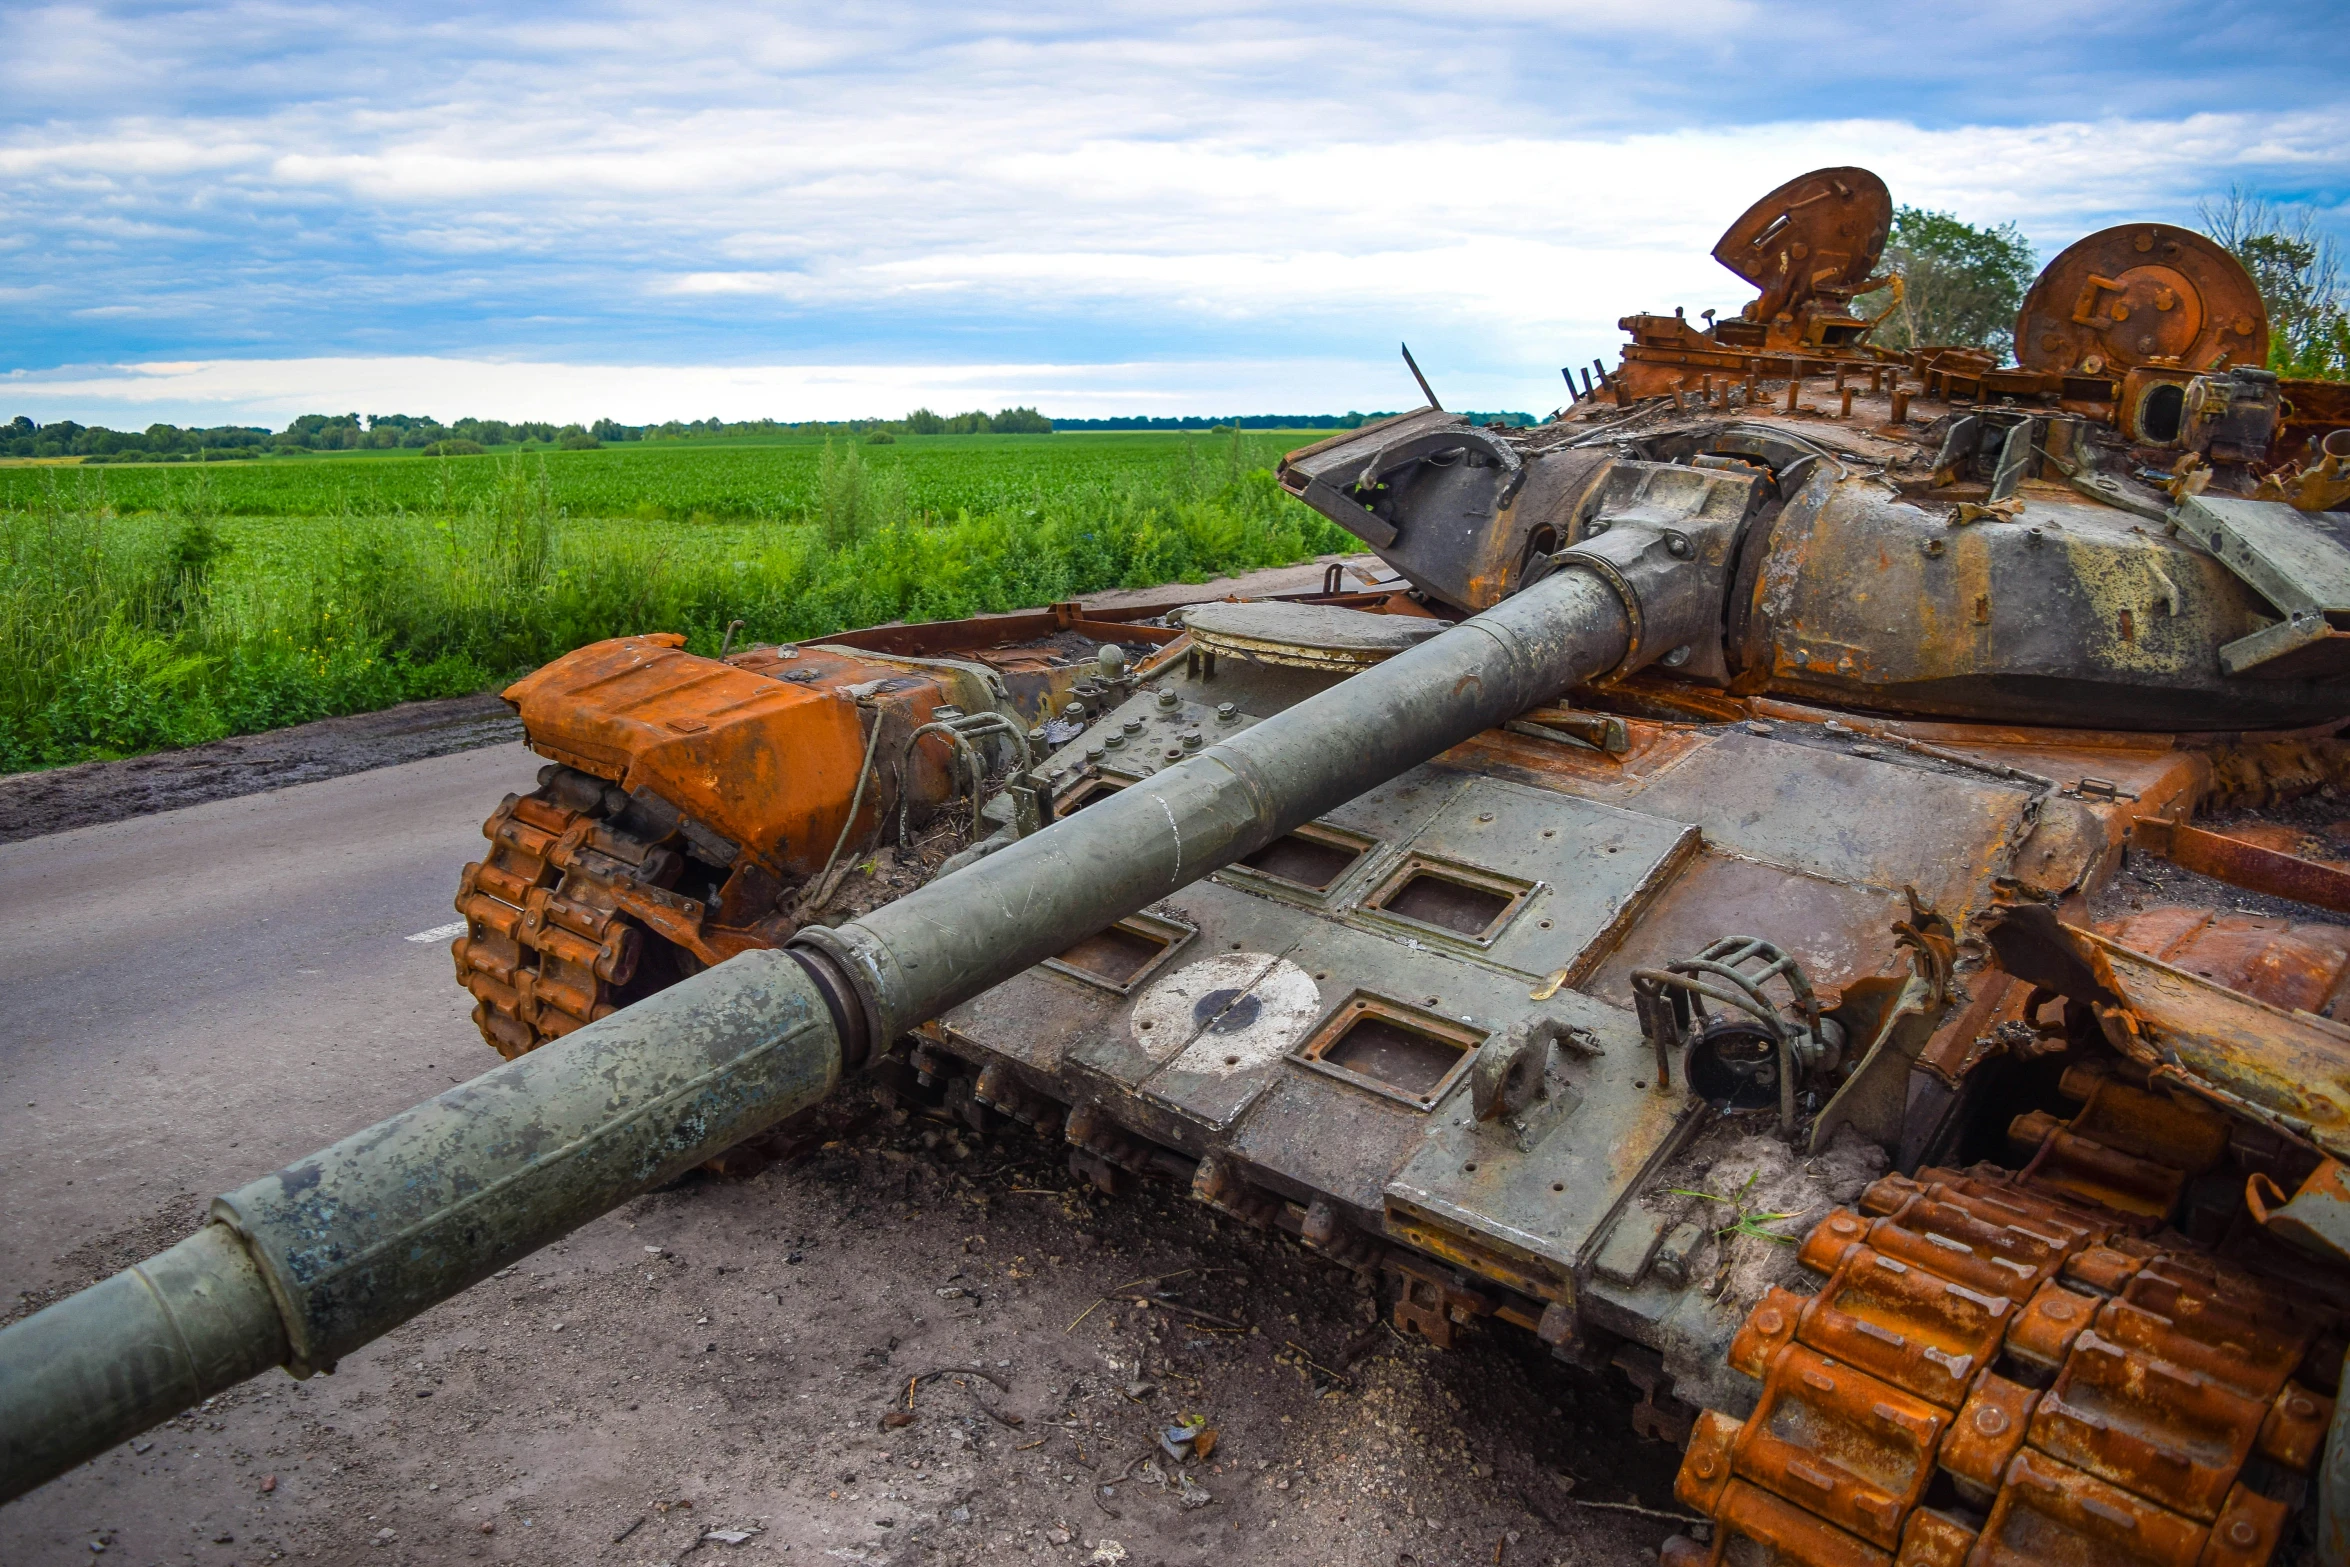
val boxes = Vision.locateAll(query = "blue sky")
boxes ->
[4,0,2346,427]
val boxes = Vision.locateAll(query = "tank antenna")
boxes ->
[1401,342,1443,411]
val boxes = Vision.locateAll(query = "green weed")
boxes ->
[0,432,1351,771]
[1666,1171,1804,1246]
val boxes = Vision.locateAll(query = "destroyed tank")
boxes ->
[12,165,2350,1566]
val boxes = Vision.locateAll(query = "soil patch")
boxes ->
[0,1095,1688,1566]
[0,693,522,844]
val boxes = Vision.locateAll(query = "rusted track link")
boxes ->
[1670,1070,2341,1565]
[455,782,699,1059]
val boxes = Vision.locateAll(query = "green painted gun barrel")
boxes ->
[0,948,847,1502]
[0,564,1636,1505]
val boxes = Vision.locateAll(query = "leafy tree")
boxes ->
[280,413,367,449]
[991,406,1052,434]
[2199,188,2350,381]
[1855,207,2037,358]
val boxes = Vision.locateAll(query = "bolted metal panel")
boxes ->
[795,567,1636,1045]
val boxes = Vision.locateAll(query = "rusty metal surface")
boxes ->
[1677,1082,2344,1566]
[2031,1326,2266,1520]
[505,634,882,875]
[1739,478,2316,730]
[1939,1374,2037,1495]
[1712,1477,1894,1567]
[1799,1201,2058,1302]
[815,599,1185,659]
[1987,906,2350,1162]
[2135,814,2350,916]
[1973,1448,2207,1567]
[2269,380,2350,476]
[1731,1342,1947,1546]
[455,784,764,1058]
[1611,167,1896,403]
[2016,224,2269,380]
[1707,168,1893,353]
[2249,1157,2350,1265]
[2103,904,2350,1017]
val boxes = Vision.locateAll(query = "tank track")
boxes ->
[876,1033,1560,1355]
[1670,1069,2344,1566]
[451,774,712,1059]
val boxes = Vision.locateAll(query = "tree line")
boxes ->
[2,407,1067,462]
[10,207,2339,471]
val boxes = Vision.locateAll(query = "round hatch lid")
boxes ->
[1176,601,1449,672]
[2017,224,2267,377]
[1711,166,1892,321]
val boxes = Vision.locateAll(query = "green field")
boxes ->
[0,432,1353,773]
[0,431,1308,524]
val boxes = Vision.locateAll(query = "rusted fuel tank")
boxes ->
[12,167,2350,1566]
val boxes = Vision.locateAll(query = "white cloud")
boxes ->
[2,1,2346,424]
[0,353,1470,426]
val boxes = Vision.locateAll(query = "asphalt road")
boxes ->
[0,741,544,1303]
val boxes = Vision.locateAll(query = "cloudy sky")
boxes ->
[4,0,2346,427]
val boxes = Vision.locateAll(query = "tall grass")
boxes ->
[0,435,1352,772]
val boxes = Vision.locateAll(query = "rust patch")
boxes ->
[2135,815,2350,916]
[1680,1049,2341,1562]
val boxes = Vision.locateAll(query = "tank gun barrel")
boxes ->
[788,567,1636,1048]
[0,951,848,1505]
[1,563,1650,1504]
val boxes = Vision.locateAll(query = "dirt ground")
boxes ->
[0,692,524,844]
[3,1093,1687,1566]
